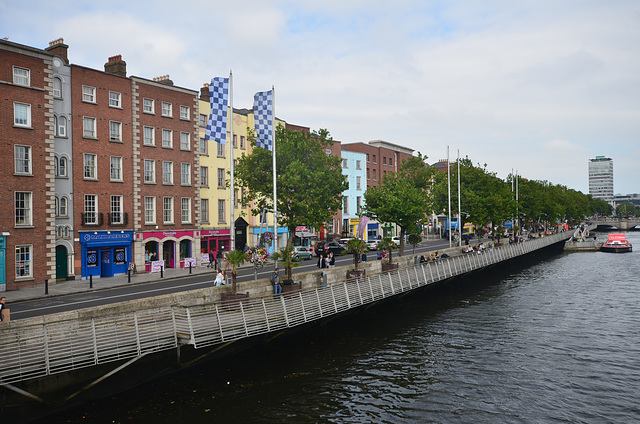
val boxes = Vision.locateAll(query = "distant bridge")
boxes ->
[592,218,640,231]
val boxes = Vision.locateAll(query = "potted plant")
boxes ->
[221,249,249,302]
[272,246,302,293]
[345,238,367,280]
[379,237,398,271]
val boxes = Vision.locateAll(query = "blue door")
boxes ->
[0,237,5,291]
[101,249,113,278]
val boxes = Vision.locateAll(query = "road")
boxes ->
[11,239,456,320]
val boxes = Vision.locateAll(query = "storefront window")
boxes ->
[180,240,191,259]
[145,241,158,262]
[114,248,126,265]
[87,249,98,267]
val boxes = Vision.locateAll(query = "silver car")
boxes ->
[293,246,313,260]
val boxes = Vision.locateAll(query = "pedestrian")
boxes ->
[317,254,326,269]
[328,252,336,267]
[377,250,382,260]
[271,267,282,299]
[208,251,215,268]
[214,269,224,286]
[361,252,367,263]
[216,245,224,269]
[0,297,7,322]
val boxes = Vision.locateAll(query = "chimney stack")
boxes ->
[200,83,209,101]
[104,55,127,77]
[153,75,174,86]
[46,38,69,64]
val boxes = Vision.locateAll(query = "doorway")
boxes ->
[56,245,68,281]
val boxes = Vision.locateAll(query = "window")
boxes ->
[199,138,207,155]
[389,158,393,166]
[111,195,123,224]
[218,199,225,223]
[15,192,32,226]
[145,197,156,224]
[372,155,376,164]
[234,189,239,208]
[366,153,370,162]
[240,136,246,149]
[356,176,361,191]
[83,117,97,138]
[84,194,98,225]
[14,102,31,127]
[201,199,209,223]
[84,153,97,179]
[367,168,370,180]
[342,159,348,168]
[143,126,155,146]
[59,157,68,177]
[200,166,208,187]
[14,145,31,174]
[326,149,331,156]
[357,196,362,214]
[162,129,172,148]
[181,198,191,223]
[181,163,191,185]
[180,105,190,120]
[162,161,173,184]
[13,67,30,86]
[180,132,190,150]
[217,168,225,188]
[59,196,68,217]
[233,134,237,148]
[144,159,155,183]
[161,101,172,117]
[383,157,387,165]
[53,77,62,98]
[356,160,361,170]
[163,197,174,224]
[217,142,225,157]
[109,91,122,108]
[82,85,96,103]
[199,113,207,127]
[109,121,122,141]
[373,169,377,181]
[15,245,32,278]
[57,115,67,137]
[143,98,154,114]
[110,156,123,181]
[343,196,349,215]
[55,197,59,217]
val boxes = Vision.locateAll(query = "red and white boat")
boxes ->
[600,234,633,253]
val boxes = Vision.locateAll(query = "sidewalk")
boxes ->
[5,261,262,303]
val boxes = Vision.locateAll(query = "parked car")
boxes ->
[293,246,313,260]
[392,236,401,246]
[339,238,352,246]
[322,241,346,256]
[366,240,378,250]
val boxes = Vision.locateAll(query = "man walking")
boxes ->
[0,297,8,322]
[271,267,282,299]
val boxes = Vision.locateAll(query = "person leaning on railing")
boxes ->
[0,297,8,323]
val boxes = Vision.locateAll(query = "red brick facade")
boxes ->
[341,141,414,188]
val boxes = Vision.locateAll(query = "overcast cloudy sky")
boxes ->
[3,0,639,195]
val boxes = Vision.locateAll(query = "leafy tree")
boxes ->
[224,250,247,295]
[345,238,367,271]
[378,237,396,265]
[408,233,422,255]
[271,245,300,281]
[235,126,348,250]
[617,202,638,217]
[364,154,433,256]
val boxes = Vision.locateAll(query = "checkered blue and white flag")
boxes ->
[205,77,229,144]
[253,90,273,150]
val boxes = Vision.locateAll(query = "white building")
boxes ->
[588,156,614,205]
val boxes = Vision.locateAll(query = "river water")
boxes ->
[39,232,640,423]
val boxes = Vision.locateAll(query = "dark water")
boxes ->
[38,233,640,423]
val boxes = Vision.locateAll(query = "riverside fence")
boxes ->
[0,231,574,388]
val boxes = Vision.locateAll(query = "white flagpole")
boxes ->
[229,71,235,251]
[457,149,461,247]
[272,86,278,255]
[447,146,452,248]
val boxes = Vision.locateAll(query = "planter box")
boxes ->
[381,263,399,272]
[220,292,250,310]
[282,282,301,294]
[346,270,366,281]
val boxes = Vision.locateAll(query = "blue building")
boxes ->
[340,150,367,238]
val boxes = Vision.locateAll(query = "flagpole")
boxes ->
[457,149,461,247]
[272,85,278,255]
[447,146,452,248]
[229,71,235,251]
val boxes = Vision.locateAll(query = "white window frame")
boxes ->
[59,157,68,177]
[15,191,32,226]
[83,117,97,138]
[15,245,33,279]
[162,161,173,185]
[199,114,207,127]
[162,129,173,148]
[161,101,172,117]
[144,159,156,183]
[217,168,225,188]
[218,199,225,223]
[143,98,155,114]
[163,197,174,224]
[110,156,123,181]
[145,196,156,224]
[111,195,124,224]
[240,136,246,149]
[109,121,122,141]
[13,66,30,86]
[180,105,190,120]
[14,145,32,175]
[143,126,155,146]
[181,198,191,224]
[343,196,349,215]
[199,137,208,155]
[13,102,31,127]
[180,132,190,151]
[53,77,62,98]
[217,143,225,157]
[181,163,191,186]
[201,198,209,223]
[356,160,361,170]
[342,159,348,168]
[200,166,208,187]
[356,176,361,191]
[82,85,96,103]
[109,91,122,108]
[84,153,97,180]
[59,196,68,217]
[57,115,67,137]
[84,194,98,225]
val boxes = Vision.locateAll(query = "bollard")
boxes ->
[90,274,93,289]
[128,268,131,283]
[161,266,164,278]
[189,262,192,274]
[45,279,48,295]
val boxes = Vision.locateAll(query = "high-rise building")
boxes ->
[588,156,614,205]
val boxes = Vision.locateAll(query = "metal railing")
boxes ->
[0,231,571,386]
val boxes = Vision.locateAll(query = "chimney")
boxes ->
[45,38,69,64]
[104,55,127,77]
[200,83,209,101]
[152,75,174,86]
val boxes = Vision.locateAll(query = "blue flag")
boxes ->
[253,90,273,150]
[205,77,229,144]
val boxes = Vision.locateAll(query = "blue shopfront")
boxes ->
[252,226,289,254]
[79,231,133,279]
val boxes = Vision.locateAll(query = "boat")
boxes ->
[599,233,633,253]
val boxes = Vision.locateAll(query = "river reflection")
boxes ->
[37,232,640,423]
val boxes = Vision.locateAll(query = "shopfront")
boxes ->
[252,226,289,254]
[200,229,230,266]
[0,235,6,292]
[79,231,133,279]
[141,230,196,272]
[367,222,380,241]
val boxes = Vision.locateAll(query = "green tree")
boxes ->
[224,250,248,295]
[617,202,638,217]
[271,245,299,281]
[364,154,433,256]
[378,237,396,265]
[235,126,348,250]
[345,238,367,271]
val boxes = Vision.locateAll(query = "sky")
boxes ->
[2,0,639,195]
